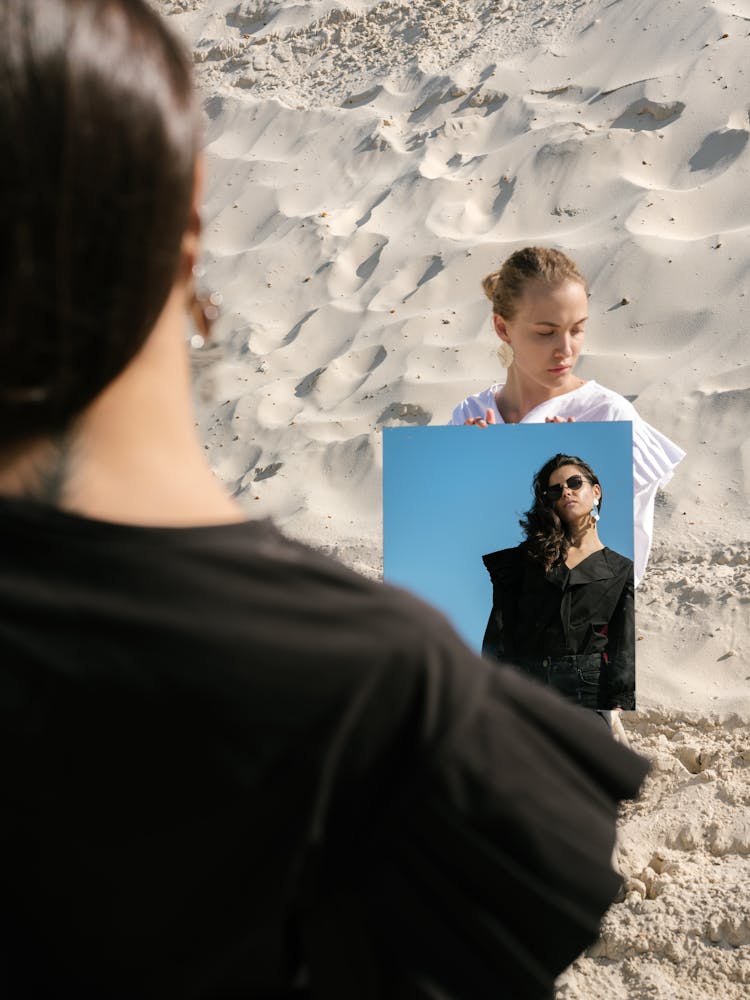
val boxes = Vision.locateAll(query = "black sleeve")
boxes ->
[481,547,522,661]
[602,572,635,710]
[302,597,649,1000]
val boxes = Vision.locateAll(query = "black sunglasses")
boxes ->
[544,474,589,501]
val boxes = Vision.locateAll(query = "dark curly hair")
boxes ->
[520,454,603,574]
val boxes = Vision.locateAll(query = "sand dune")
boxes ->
[158,0,749,994]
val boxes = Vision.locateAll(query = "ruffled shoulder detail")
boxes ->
[482,544,525,584]
[631,414,686,491]
[579,383,685,490]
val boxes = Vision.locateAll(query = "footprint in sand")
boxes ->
[611,99,685,130]
[377,402,432,426]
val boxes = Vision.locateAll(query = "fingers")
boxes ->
[463,408,495,428]
[544,415,576,423]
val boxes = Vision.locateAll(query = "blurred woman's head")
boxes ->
[482,247,588,374]
[0,0,199,451]
[520,454,602,572]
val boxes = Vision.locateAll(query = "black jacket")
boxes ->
[482,543,635,710]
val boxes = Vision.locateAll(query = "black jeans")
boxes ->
[516,652,604,710]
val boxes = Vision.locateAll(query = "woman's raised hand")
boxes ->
[464,408,496,428]
[463,413,576,426]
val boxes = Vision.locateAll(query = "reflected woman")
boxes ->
[482,454,635,711]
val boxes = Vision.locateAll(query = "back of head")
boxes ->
[482,246,586,320]
[0,0,198,450]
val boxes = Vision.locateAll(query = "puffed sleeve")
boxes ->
[602,569,635,710]
[480,546,523,661]
[302,620,650,1000]
[631,417,685,585]
[568,386,685,585]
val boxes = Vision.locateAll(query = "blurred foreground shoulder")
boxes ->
[286,534,650,999]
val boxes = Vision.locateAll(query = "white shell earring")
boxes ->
[591,500,600,522]
[186,263,222,350]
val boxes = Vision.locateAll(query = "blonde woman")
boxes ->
[450,247,684,586]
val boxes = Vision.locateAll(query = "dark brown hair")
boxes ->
[0,0,198,448]
[520,454,602,573]
[482,246,587,320]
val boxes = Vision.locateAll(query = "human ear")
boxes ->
[180,156,205,282]
[493,313,511,343]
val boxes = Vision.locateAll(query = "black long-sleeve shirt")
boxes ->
[482,543,635,709]
[0,499,646,998]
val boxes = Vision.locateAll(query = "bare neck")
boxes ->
[0,285,243,528]
[497,365,584,424]
[564,521,604,567]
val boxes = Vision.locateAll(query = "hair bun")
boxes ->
[481,246,586,321]
[482,269,502,303]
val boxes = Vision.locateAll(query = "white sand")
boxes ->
[158,0,750,994]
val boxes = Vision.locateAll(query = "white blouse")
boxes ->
[449,380,685,586]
